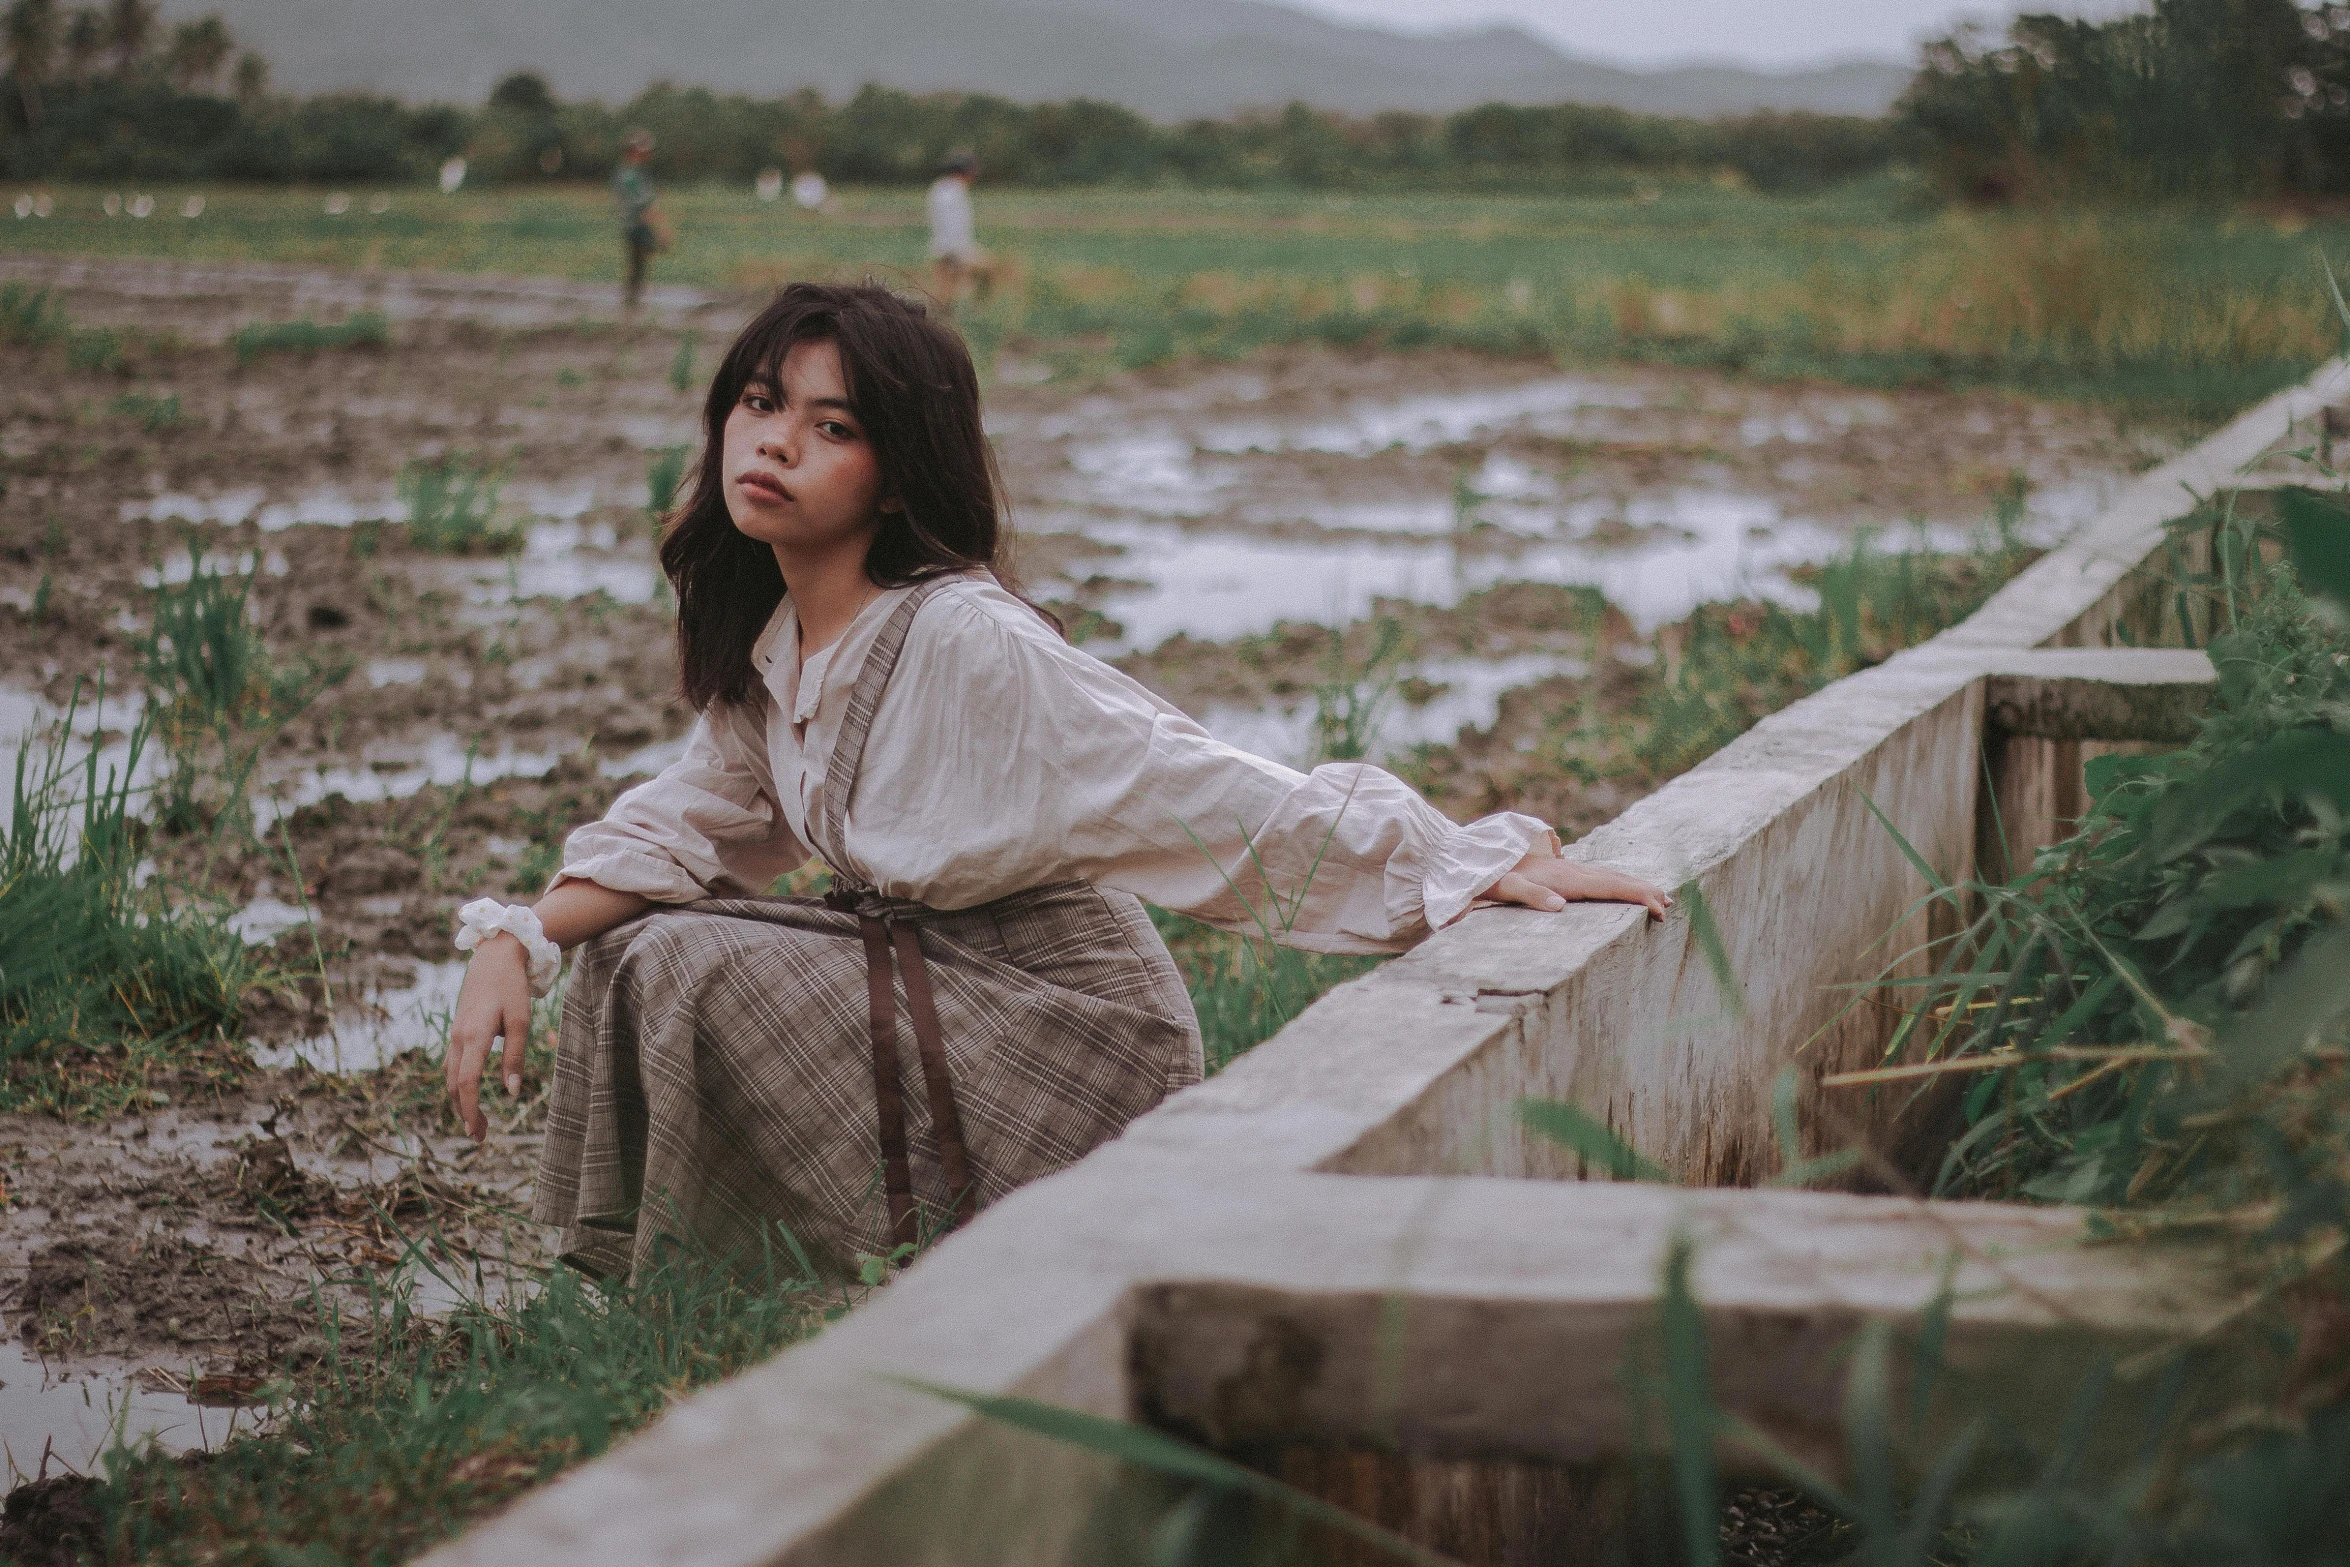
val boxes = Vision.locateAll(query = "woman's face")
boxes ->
[721,338,893,562]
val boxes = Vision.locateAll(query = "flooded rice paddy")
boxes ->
[0,256,2183,1471]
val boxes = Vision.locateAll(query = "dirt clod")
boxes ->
[0,1473,106,1567]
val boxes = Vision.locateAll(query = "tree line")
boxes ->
[6,0,2349,200]
[0,5,1894,191]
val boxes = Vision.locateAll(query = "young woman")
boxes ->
[447,283,1672,1280]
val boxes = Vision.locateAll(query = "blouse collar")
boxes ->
[752,584,914,726]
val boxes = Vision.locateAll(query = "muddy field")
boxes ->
[0,255,2185,1477]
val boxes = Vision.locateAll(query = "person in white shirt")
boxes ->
[446,282,1671,1277]
[925,149,991,311]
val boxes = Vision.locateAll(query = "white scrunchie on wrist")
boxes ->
[454,898,562,998]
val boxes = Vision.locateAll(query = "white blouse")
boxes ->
[559,576,1559,955]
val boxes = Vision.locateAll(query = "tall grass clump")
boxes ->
[3,284,146,377]
[1840,489,2350,1211]
[142,557,346,829]
[58,1235,840,1564]
[398,454,522,554]
[1155,905,1381,1075]
[645,443,690,528]
[109,390,184,433]
[0,695,257,1114]
[1308,618,1404,766]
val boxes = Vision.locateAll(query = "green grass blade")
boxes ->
[1898,1419,1984,1565]
[1910,1251,1958,1439]
[1518,1099,1672,1182]
[1859,790,1950,895]
[1844,1318,1899,1563]
[899,1380,1463,1567]
[1718,1412,1859,1518]
[1678,881,1748,1022]
[1659,1232,1721,1567]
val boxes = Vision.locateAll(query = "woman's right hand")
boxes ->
[448,932,532,1140]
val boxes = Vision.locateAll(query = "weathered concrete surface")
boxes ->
[1127,1178,2245,1466]
[417,361,2350,1566]
[424,1163,2253,1567]
[1305,662,1985,1185]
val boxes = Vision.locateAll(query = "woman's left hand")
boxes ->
[1483,852,1674,921]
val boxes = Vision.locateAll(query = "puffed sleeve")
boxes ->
[846,588,1558,954]
[556,701,810,902]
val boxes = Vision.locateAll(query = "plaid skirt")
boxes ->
[532,881,1203,1278]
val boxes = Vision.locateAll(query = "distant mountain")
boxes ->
[166,0,1913,120]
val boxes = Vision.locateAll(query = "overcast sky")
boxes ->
[1289,0,2150,69]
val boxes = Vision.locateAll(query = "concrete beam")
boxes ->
[1129,1177,2248,1469]
[422,1164,2253,1567]
[1973,648,2218,877]
[1982,649,2216,743]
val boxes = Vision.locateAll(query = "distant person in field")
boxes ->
[926,150,991,310]
[442,282,1672,1281]
[616,128,664,312]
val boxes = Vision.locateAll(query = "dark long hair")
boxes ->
[659,282,1035,711]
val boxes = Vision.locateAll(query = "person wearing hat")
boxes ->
[926,150,991,311]
[617,128,667,311]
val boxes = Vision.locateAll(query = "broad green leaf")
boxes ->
[2133,898,2198,942]
[2151,730,2350,860]
[2200,848,2343,911]
[2209,923,2350,1094]
[2277,486,2350,611]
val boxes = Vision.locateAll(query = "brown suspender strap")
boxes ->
[821,575,986,1248]
[820,577,957,884]
[893,920,977,1229]
[855,914,918,1251]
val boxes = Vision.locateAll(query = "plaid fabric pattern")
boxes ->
[534,579,1204,1278]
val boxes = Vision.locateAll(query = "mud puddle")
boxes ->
[0,1341,225,1477]
[1199,650,1590,768]
[0,1074,545,1480]
[1010,358,2153,647]
[251,960,471,1074]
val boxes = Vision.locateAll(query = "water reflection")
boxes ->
[0,1342,219,1478]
